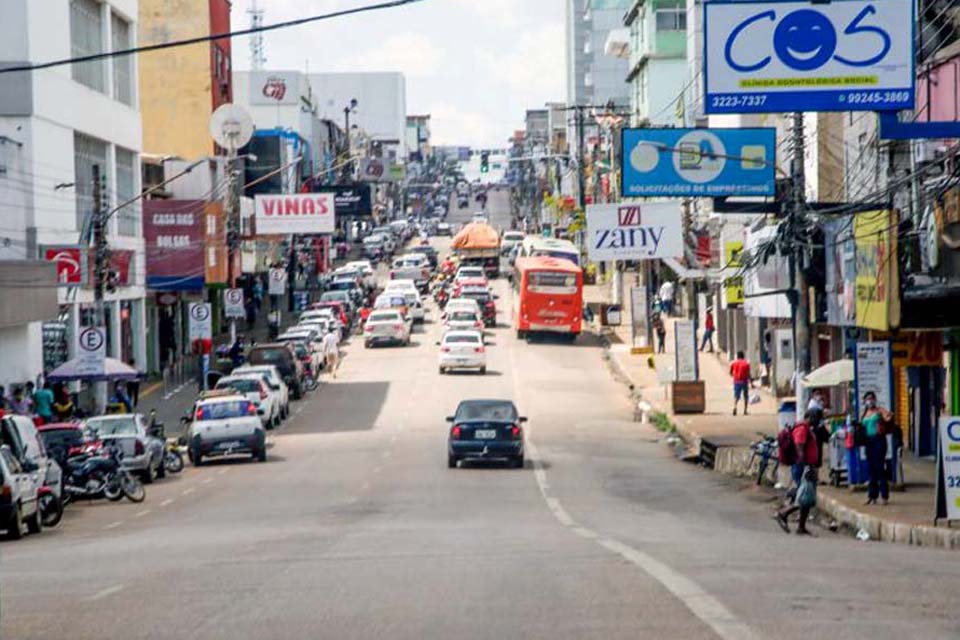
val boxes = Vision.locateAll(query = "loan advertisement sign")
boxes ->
[621,128,775,197]
[703,0,915,114]
[254,194,335,235]
[585,202,683,262]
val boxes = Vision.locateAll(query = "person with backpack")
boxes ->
[775,410,829,535]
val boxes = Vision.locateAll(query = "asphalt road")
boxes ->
[2,190,958,639]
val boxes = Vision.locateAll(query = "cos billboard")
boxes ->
[704,0,915,113]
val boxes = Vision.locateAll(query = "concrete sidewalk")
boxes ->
[588,281,959,550]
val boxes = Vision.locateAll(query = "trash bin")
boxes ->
[778,401,797,430]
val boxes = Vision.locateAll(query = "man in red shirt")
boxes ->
[729,350,751,416]
[700,308,715,353]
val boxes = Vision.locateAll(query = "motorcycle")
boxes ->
[38,485,63,528]
[164,438,184,474]
[63,444,145,505]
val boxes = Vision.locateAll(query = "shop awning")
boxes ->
[46,357,144,383]
[801,359,854,387]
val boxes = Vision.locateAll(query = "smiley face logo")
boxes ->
[773,9,837,71]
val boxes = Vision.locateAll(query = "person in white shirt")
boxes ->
[658,280,675,316]
[322,330,340,379]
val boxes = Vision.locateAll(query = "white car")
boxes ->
[300,309,344,338]
[441,298,480,320]
[186,394,268,465]
[344,260,376,288]
[232,365,289,420]
[363,310,412,348]
[444,308,484,333]
[455,266,486,283]
[384,280,425,321]
[390,254,431,290]
[214,375,279,429]
[471,212,488,224]
[501,231,524,254]
[438,330,486,375]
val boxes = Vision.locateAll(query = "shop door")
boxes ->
[908,367,942,458]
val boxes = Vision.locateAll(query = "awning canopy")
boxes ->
[801,359,854,388]
[46,357,144,383]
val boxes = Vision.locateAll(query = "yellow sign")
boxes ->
[855,210,897,331]
[724,241,744,305]
[872,331,944,367]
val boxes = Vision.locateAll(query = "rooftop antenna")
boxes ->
[248,0,266,70]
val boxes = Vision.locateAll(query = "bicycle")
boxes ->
[747,432,780,486]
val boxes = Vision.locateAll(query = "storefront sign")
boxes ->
[936,416,960,521]
[143,200,206,291]
[621,128,776,197]
[249,71,299,106]
[724,241,744,306]
[359,158,386,182]
[585,202,683,262]
[674,320,699,382]
[75,326,106,377]
[855,210,897,331]
[224,288,245,319]
[310,184,373,218]
[874,331,943,368]
[268,268,287,296]
[855,341,892,413]
[703,0,915,113]
[41,245,87,286]
[188,303,212,341]
[824,217,857,326]
[254,194,335,235]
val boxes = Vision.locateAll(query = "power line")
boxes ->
[0,0,429,75]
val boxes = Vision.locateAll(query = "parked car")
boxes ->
[363,310,412,348]
[184,394,267,465]
[83,414,165,483]
[1,414,63,503]
[215,375,280,429]
[0,445,42,539]
[343,260,377,288]
[446,399,526,469]
[232,365,290,419]
[437,330,486,375]
[247,343,305,399]
[363,234,388,259]
[319,290,356,316]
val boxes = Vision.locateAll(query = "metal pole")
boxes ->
[225,149,238,345]
[576,107,586,211]
[789,112,812,410]
[91,164,108,412]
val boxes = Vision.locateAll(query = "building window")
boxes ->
[111,12,133,105]
[115,147,138,236]
[656,8,687,31]
[70,0,105,93]
[74,132,108,231]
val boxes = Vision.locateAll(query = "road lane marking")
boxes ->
[182,487,196,496]
[88,585,123,601]
[218,468,228,475]
[201,478,213,485]
[103,521,123,530]
[134,509,151,518]
[160,498,175,507]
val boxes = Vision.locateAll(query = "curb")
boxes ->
[600,341,960,551]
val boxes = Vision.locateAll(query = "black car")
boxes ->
[447,399,526,468]
[247,343,304,399]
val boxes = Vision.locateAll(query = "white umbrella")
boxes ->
[46,357,142,383]
[801,359,854,387]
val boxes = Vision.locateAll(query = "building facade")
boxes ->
[0,0,146,389]
[567,0,632,108]
[624,0,688,126]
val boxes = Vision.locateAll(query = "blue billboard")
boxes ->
[703,0,915,114]
[621,128,776,198]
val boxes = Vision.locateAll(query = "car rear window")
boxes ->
[444,334,481,344]
[197,401,252,421]
[87,417,137,436]
[218,379,260,393]
[249,348,290,364]
[39,428,83,453]
[450,312,477,321]
[321,292,349,302]
[369,312,401,323]
[460,292,490,303]
[455,401,518,422]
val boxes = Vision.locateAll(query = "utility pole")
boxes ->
[788,111,812,409]
[224,148,239,344]
[91,163,108,411]
[576,108,586,212]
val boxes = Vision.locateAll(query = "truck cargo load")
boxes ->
[451,222,501,277]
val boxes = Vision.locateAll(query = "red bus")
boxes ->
[512,256,583,341]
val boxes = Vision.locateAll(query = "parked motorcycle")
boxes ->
[63,444,145,504]
[164,438,184,474]
[38,485,63,528]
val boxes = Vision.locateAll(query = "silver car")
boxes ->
[84,414,166,483]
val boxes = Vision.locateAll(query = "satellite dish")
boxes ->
[209,104,254,151]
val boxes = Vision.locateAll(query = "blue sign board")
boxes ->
[621,128,776,198]
[703,0,915,114]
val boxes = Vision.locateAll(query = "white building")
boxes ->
[0,0,146,387]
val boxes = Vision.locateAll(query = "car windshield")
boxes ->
[198,401,251,421]
[454,401,518,422]
[218,379,260,393]
[87,416,138,436]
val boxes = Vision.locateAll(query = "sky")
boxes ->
[231,0,566,148]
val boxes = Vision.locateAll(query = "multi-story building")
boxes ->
[623,0,688,126]
[406,115,431,163]
[0,0,146,390]
[139,0,232,160]
[567,0,632,108]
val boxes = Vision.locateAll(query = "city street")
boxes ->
[2,194,958,640]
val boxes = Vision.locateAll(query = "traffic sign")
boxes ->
[224,288,245,319]
[75,326,106,377]
[268,268,287,296]
[188,302,212,341]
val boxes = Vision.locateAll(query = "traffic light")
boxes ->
[480,151,489,173]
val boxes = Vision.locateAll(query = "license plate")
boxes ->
[474,429,497,439]
[217,440,242,449]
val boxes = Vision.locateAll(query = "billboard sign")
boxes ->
[248,71,299,106]
[41,245,86,286]
[724,241,745,306]
[855,210,897,331]
[674,320,698,382]
[585,202,683,262]
[143,200,206,291]
[621,128,776,197]
[310,184,373,217]
[268,268,287,296]
[254,194,335,235]
[704,0,915,113]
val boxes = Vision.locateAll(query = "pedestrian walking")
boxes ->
[32,381,55,424]
[730,351,751,416]
[776,411,829,535]
[700,307,715,352]
[658,280,675,316]
[322,329,340,379]
[252,278,264,314]
[652,313,666,354]
[860,391,894,505]
[126,359,141,408]
[9,385,32,415]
